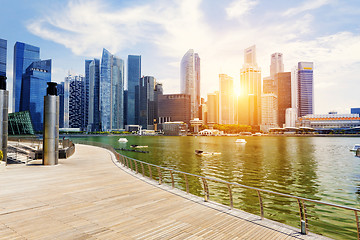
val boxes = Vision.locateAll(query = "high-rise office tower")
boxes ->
[13,42,40,112]
[127,55,141,125]
[239,45,261,126]
[298,62,314,117]
[207,91,219,125]
[87,59,101,131]
[65,74,85,129]
[0,39,6,77]
[291,66,298,109]
[261,93,278,132]
[83,60,92,129]
[20,59,51,132]
[276,72,291,127]
[57,82,65,128]
[270,53,284,78]
[180,49,200,120]
[219,74,235,124]
[139,76,156,130]
[100,49,124,131]
[158,94,191,126]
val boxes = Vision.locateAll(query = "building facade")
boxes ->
[219,74,235,124]
[57,82,65,128]
[158,94,191,127]
[299,113,360,130]
[260,93,278,132]
[87,59,101,131]
[298,62,314,117]
[180,49,200,120]
[207,91,219,125]
[100,49,124,131]
[351,108,360,115]
[20,59,51,132]
[68,75,85,128]
[270,53,284,78]
[238,45,261,126]
[139,76,156,130]
[13,42,40,112]
[0,38,6,77]
[127,55,141,125]
[276,72,291,127]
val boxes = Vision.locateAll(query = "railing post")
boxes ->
[157,167,162,185]
[148,165,152,179]
[135,161,138,174]
[256,190,264,219]
[301,200,308,235]
[202,178,209,202]
[126,157,129,168]
[170,170,175,189]
[227,183,233,209]
[141,162,145,177]
[355,210,360,240]
[184,174,189,194]
[297,199,306,235]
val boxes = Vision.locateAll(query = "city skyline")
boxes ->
[1,0,360,114]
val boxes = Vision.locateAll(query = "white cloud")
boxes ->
[225,0,258,20]
[284,0,332,16]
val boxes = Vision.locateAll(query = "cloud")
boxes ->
[225,0,258,20]
[284,0,332,16]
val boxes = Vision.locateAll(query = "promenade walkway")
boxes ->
[0,144,328,239]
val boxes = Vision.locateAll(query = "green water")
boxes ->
[72,135,360,239]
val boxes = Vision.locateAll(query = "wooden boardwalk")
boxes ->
[0,144,329,239]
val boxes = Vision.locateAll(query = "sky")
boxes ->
[1,0,360,114]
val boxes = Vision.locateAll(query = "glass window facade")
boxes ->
[139,76,155,129]
[88,59,100,131]
[20,59,51,132]
[8,111,35,135]
[298,62,314,117]
[57,82,65,128]
[68,75,85,128]
[13,42,40,112]
[0,38,7,77]
[127,55,141,125]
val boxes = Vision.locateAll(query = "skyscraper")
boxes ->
[13,42,40,112]
[276,72,291,127]
[57,82,65,128]
[87,59,101,131]
[219,74,235,124]
[180,49,200,120]
[0,39,7,77]
[207,91,219,126]
[261,93,278,132]
[20,59,51,132]
[139,76,156,129]
[84,60,92,129]
[298,62,314,117]
[127,55,141,125]
[270,53,284,78]
[100,49,124,131]
[238,45,261,126]
[65,74,85,128]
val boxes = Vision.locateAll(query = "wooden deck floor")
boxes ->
[0,144,329,239]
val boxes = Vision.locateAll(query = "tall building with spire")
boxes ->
[180,49,200,120]
[238,45,261,126]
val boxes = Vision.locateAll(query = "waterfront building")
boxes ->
[100,49,125,131]
[127,55,141,125]
[13,42,40,112]
[285,108,298,128]
[20,59,51,132]
[67,74,85,129]
[299,112,360,130]
[87,59,101,132]
[219,74,236,124]
[238,45,261,126]
[57,82,65,128]
[180,49,200,120]
[0,38,6,77]
[351,108,360,115]
[206,91,219,126]
[162,121,188,136]
[260,93,278,132]
[298,62,314,117]
[158,94,191,127]
[139,76,156,130]
[276,72,291,127]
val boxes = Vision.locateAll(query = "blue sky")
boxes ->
[1,0,360,114]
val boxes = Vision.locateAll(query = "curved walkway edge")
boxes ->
[0,144,330,239]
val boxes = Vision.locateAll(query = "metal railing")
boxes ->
[74,140,360,239]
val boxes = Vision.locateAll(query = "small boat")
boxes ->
[235,139,247,143]
[195,150,221,156]
[118,138,128,142]
[130,145,148,148]
[252,132,262,136]
[350,144,360,152]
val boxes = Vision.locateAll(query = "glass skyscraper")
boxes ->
[298,62,314,117]
[57,82,65,128]
[87,59,100,131]
[219,74,235,124]
[100,49,124,131]
[0,38,7,77]
[20,59,51,132]
[139,76,155,129]
[83,60,92,129]
[13,42,40,112]
[127,55,141,125]
[65,74,85,128]
[180,49,200,120]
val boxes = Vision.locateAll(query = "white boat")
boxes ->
[131,145,148,148]
[350,144,360,152]
[252,132,262,136]
[118,138,128,143]
[235,139,247,143]
[195,150,221,156]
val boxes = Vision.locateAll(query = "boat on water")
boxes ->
[118,138,128,142]
[350,144,360,152]
[252,132,262,136]
[235,139,247,143]
[195,150,221,156]
[130,145,148,148]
